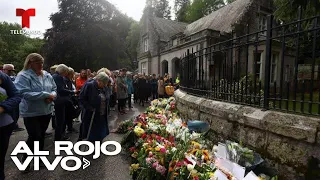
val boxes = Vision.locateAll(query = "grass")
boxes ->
[272,91,319,115]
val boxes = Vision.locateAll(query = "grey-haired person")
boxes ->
[78,72,110,141]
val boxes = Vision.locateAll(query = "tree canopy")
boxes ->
[144,0,171,19]
[43,0,135,71]
[125,22,140,69]
[274,0,320,22]
[174,0,190,22]
[174,0,232,23]
[0,22,44,71]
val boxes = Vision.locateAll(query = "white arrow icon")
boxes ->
[83,157,90,169]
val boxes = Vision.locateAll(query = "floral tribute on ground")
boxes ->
[118,97,276,180]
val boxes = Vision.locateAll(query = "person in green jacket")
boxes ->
[175,74,180,90]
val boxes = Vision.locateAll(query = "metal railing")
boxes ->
[179,13,320,116]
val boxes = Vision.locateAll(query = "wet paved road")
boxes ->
[4,104,146,180]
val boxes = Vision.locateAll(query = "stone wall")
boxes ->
[174,89,320,180]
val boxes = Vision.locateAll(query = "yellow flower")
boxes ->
[191,141,201,149]
[208,172,214,177]
[145,147,153,152]
[155,147,160,151]
[134,126,145,136]
[131,152,138,158]
[130,163,139,170]
[137,123,142,127]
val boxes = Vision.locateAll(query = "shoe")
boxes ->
[73,119,81,122]
[67,128,79,134]
[62,136,70,141]
[13,127,25,132]
[45,132,52,138]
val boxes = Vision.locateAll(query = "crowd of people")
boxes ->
[0,52,180,180]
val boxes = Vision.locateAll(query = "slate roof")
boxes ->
[184,0,253,36]
[151,17,188,41]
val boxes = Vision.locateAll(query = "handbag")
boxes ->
[70,96,81,119]
[165,85,175,96]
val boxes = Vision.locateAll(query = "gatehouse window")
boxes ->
[141,62,147,74]
[259,14,267,36]
[143,37,149,52]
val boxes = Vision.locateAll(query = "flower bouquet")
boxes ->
[120,97,274,180]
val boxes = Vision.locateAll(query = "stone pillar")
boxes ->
[168,59,172,77]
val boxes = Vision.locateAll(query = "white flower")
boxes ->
[143,143,149,147]
[190,132,201,140]
[212,145,218,152]
[187,164,194,171]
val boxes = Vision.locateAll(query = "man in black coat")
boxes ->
[150,74,158,100]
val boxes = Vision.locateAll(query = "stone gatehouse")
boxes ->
[137,0,296,84]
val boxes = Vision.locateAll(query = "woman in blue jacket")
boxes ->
[0,72,21,180]
[79,72,110,142]
[14,53,57,171]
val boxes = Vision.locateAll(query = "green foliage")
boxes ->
[183,0,225,23]
[0,92,8,102]
[174,0,236,23]
[155,0,171,19]
[216,74,266,106]
[144,0,171,19]
[174,0,190,22]
[274,0,320,65]
[43,0,133,71]
[0,22,44,71]
[274,0,320,22]
[125,22,140,70]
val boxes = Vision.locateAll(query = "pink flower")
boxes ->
[176,161,184,167]
[160,148,166,154]
[156,135,162,141]
[193,176,199,180]
[129,147,136,152]
[152,161,159,168]
[141,133,147,139]
[148,151,153,157]
[146,158,151,164]
[155,164,166,176]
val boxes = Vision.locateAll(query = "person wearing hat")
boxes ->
[3,64,24,133]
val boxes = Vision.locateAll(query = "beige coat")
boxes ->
[158,80,165,95]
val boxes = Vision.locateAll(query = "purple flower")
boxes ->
[155,164,166,176]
